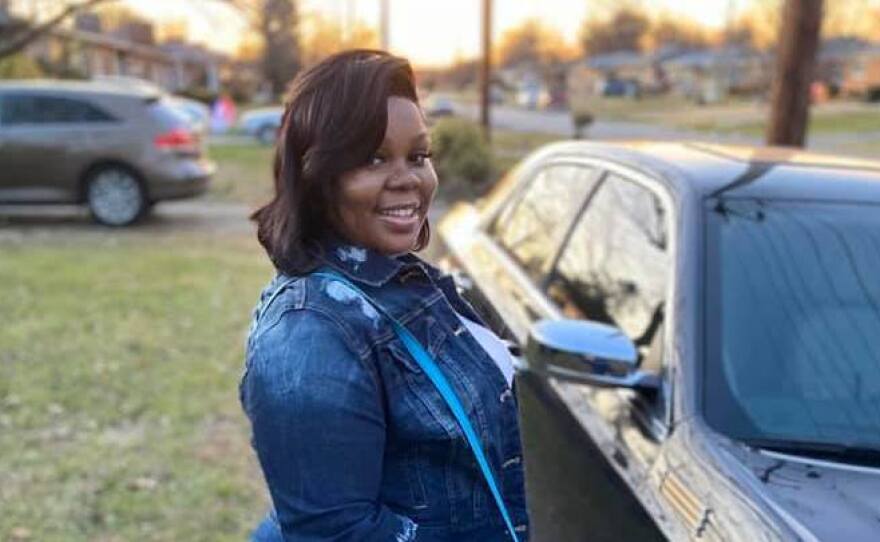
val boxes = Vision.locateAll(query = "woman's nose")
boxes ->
[387,165,420,189]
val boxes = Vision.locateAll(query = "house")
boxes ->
[816,37,874,95]
[662,46,772,103]
[497,61,569,109]
[566,48,686,104]
[8,11,228,94]
[567,50,652,97]
[840,45,880,100]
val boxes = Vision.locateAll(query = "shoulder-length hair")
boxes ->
[250,49,428,275]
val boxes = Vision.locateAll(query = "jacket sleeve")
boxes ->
[241,307,418,542]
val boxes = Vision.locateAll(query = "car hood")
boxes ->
[725,443,880,541]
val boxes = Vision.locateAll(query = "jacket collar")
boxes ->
[309,232,415,288]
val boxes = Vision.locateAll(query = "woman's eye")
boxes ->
[369,155,386,166]
[411,151,433,167]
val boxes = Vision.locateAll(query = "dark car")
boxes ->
[602,78,641,98]
[0,80,215,226]
[438,141,880,541]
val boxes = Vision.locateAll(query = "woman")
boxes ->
[240,49,530,541]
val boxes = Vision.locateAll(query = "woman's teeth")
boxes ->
[379,206,418,217]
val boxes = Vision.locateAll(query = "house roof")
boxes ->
[586,50,649,70]
[818,37,875,60]
[663,46,765,69]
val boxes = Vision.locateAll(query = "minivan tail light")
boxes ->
[154,127,199,154]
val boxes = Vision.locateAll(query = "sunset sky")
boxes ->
[119,0,875,67]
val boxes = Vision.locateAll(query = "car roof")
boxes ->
[538,140,880,204]
[0,79,160,100]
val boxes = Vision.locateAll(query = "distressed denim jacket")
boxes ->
[239,235,530,541]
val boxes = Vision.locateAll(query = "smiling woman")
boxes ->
[336,96,437,255]
[241,49,530,541]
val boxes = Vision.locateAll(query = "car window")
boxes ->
[490,164,599,284]
[705,199,880,450]
[148,99,193,130]
[0,94,116,125]
[547,173,669,354]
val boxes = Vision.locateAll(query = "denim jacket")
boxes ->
[239,235,530,541]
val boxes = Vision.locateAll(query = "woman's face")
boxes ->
[334,96,438,255]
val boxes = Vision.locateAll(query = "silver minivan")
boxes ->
[0,80,215,225]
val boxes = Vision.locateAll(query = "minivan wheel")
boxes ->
[86,166,147,226]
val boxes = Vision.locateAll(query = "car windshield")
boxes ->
[704,198,880,451]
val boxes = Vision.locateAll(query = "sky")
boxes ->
[122,0,747,66]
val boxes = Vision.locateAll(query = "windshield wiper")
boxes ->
[740,437,880,468]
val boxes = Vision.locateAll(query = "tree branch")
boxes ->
[0,0,118,59]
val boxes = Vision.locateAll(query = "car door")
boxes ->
[0,92,115,202]
[541,170,692,540]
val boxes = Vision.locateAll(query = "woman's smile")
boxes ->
[376,201,422,230]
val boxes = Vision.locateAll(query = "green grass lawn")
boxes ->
[0,232,275,541]
[678,109,880,137]
[207,143,275,206]
[603,96,880,137]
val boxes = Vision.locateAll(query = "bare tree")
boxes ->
[766,0,824,147]
[579,7,650,56]
[0,0,116,59]
[224,0,301,100]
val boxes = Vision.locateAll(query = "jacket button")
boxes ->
[499,388,513,403]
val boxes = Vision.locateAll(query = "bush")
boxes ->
[0,53,45,79]
[431,118,492,185]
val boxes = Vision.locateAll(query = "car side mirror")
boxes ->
[524,319,659,389]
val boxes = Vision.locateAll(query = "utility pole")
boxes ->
[766,0,824,147]
[480,0,492,140]
[379,0,389,50]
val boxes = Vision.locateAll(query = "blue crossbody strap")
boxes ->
[312,270,520,542]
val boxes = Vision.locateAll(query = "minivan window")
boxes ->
[490,164,598,283]
[547,173,668,348]
[148,99,193,131]
[0,94,116,125]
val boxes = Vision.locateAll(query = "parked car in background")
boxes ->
[166,95,212,134]
[439,140,880,541]
[423,94,456,118]
[601,77,641,98]
[238,106,284,145]
[0,80,215,226]
[92,75,212,134]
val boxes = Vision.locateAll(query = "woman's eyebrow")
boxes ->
[412,132,430,145]
[378,132,431,150]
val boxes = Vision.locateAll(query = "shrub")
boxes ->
[431,118,492,185]
[0,53,45,79]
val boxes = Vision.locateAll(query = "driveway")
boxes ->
[0,200,255,243]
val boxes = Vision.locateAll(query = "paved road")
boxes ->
[454,102,880,156]
[457,103,725,141]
